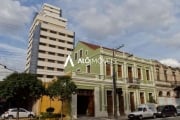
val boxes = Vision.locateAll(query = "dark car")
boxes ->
[156,105,177,117]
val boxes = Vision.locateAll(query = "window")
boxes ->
[58,46,64,50]
[148,93,152,101]
[167,91,170,97]
[159,91,163,97]
[48,59,55,63]
[67,35,74,38]
[79,50,83,58]
[146,69,150,80]
[39,50,46,53]
[57,61,64,64]
[137,68,141,80]
[50,30,57,34]
[41,28,47,31]
[58,39,65,43]
[59,32,65,36]
[156,68,160,80]
[37,66,44,69]
[47,67,54,70]
[75,53,77,60]
[106,63,111,76]
[47,75,53,78]
[38,58,45,61]
[57,68,63,71]
[58,53,64,57]
[48,52,55,55]
[40,35,47,39]
[49,44,56,48]
[85,50,88,55]
[172,71,176,82]
[87,65,90,73]
[39,42,46,46]
[117,64,122,78]
[128,66,133,82]
[49,37,56,41]
[67,41,73,45]
[67,48,72,51]
[164,70,167,81]
[76,69,80,72]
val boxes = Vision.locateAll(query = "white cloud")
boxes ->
[160,58,180,67]
[63,0,176,40]
[0,0,37,40]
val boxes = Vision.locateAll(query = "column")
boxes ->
[71,94,77,119]
[94,86,108,117]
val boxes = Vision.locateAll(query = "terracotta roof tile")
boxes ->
[80,41,100,50]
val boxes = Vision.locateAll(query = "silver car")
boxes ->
[176,105,180,115]
[1,108,35,119]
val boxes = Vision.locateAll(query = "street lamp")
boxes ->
[112,44,124,119]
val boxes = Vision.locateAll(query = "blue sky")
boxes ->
[0,0,180,72]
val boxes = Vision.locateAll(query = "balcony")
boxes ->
[170,81,180,89]
[126,78,140,88]
[72,72,97,79]
[155,80,171,87]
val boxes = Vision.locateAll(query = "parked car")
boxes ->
[1,108,35,119]
[128,103,157,120]
[176,105,180,115]
[156,105,177,117]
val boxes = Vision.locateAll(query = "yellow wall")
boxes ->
[39,95,61,114]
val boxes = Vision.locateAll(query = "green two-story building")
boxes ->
[65,41,156,118]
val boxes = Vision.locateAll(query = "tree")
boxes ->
[148,95,156,103]
[0,72,45,119]
[46,75,77,119]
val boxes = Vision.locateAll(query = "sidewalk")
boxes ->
[77,116,127,120]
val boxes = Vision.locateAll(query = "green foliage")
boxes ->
[40,112,65,119]
[148,96,156,103]
[0,73,45,107]
[46,107,54,113]
[47,76,77,100]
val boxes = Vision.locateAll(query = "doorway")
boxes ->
[140,92,145,104]
[118,94,125,115]
[77,89,94,116]
[130,92,135,112]
[107,91,113,117]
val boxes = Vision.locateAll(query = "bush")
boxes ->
[46,107,54,113]
[40,112,65,119]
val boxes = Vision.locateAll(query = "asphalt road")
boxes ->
[78,116,180,120]
[147,116,180,120]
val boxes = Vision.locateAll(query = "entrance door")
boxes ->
[130,92,135,112]
[118,94,125,115]
[77,89,94,116]
[140,92,145,104]
[107,91,113,117]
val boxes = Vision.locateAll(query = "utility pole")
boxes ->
[112,44,124,119]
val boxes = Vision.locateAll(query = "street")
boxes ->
[77,116,180,120]
[145,116,180,120]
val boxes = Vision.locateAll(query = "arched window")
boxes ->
[167,91,170,97]
[159,91,163,97]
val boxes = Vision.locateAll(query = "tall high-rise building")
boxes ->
[25,3,74,82]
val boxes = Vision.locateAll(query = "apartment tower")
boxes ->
[25,3,74,82]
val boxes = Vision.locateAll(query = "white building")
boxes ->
[25,3,74,82]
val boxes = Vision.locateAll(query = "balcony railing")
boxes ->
[155,80,171,87]
[170,81,180,88]
[126,78,140,84]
